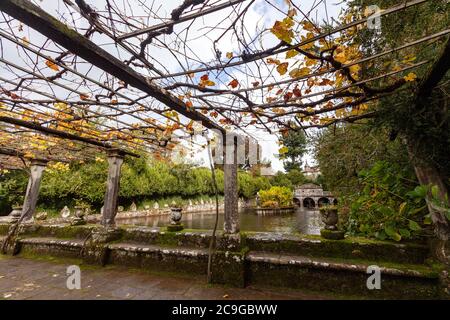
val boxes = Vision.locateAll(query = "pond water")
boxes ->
[118,208,324,235]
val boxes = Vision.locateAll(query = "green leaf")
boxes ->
[398,202,407,215]
[423,214,432,225]
[408,220,422,231]
[384,225,397,237]
[431,185,440,200]
[375,230,387,240]
[445,210,450,221]
[399,228,411,238]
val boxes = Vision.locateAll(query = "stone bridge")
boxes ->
[293,183,337,209]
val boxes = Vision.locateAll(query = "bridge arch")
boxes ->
[303,197,315,209]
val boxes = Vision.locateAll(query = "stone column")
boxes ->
[21,159,48,221]
[101,149,124,227]
[223,134,239,234]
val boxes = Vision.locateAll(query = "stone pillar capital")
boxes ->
[106,148,126,159]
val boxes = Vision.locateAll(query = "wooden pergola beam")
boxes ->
[0,116,138,157]
[0,0,224,134]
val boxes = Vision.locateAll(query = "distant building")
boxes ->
[260,166,276,177]
[293,183,336,209]
[302,161,321,180]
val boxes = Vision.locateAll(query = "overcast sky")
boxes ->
[0,0,344,172]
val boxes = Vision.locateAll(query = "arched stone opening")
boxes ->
[293,198,301,207]
[317,197,330,207]
[303,197,315,209]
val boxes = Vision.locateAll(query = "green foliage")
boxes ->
[0,170,28,214]
[0,155,274,214]
[239,171,271,199]
[346,161,428,241]
[270,169,308,190]
[259,186,293,208]
[314,124,411,196]
[278,130,307,172]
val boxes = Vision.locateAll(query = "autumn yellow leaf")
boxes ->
[45,60,60,72]
[289,67,310,78]
[276,62,289,76]
[302,21,316,32]
[299,32,315,50]
[266,58,281,65]
[278,146,289,154]
[270,17,295,44]
[404,72,417,82]
[203,80,215,86]
[285,49,299,59]
[226,52,233,59]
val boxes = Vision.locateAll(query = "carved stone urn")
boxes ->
[320,206,338,230]
[70,206,87,226]
[170,207,182,225]
[319,205,344,240]
[167,207,183,232]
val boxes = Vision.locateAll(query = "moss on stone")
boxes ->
[241,232,429,264]
[0,223,10,236]
[320,229,345,240]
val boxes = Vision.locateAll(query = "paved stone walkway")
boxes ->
[0,255,330,300]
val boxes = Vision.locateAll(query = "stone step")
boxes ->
[18,237,85,259]
[243,232,430,264]
[106,242,210,275]
[246,251,441,299]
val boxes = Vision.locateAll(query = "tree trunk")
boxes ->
[405,138,449,264]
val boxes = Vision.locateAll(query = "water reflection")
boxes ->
[118,208,323,235]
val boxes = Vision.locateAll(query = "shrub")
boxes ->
[345,161,428,241]
[259,186,292,208]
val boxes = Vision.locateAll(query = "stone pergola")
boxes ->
[0,0,448,246]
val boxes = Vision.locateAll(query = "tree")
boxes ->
[278,130,307,172]
[313,124,412,196]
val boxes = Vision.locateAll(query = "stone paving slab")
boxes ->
[0,255,332,300]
